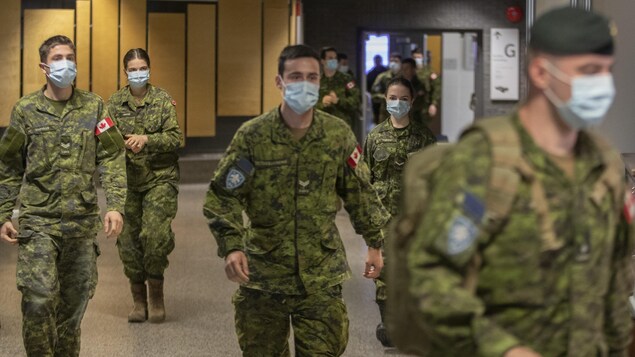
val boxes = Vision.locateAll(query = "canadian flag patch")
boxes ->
[347,145,362,169]
[171,99,177,106]
[346,81,356,90]
[95,117,115,135]
[430,73,438,80]
[624,192,635,224]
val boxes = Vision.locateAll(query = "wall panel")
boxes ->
[187,4,216,137]
[427,35,442,74]
[0,0,21,126]
[217,0,262,116]
[262,0,289,111]
[76,0,91,90]
[120,0,148,87]
[148,13,186,139]
[92,0,119,99]
[23,9,75,95]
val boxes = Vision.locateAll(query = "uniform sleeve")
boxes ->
[406,132,521,356]
[337,130,390,248]
[0,105,27,222]
[362,134,376,184]
[145,96,183,152]
[604,202,635,355]
[338,77,361,115]
[203,126,253,257]
[371,73,387,103]
[96,104,127,214]
[430,74,441,106]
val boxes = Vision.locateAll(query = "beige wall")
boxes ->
[535,0,570,16]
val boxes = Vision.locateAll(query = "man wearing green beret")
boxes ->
[395,7,634,356]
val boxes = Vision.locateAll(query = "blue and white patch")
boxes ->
[447,215,479,256]
[225,168,246,190]
[462,191,485,223]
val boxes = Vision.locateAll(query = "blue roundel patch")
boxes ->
[447,215,478,255]
[226,168,246,190]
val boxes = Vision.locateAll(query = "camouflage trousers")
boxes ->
[374,247,387,321]
[117,183,177,283]
[16,230,99,357]
[233,285,349,356]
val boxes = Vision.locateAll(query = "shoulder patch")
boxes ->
[346,81,356,90]
[347,145,362,169]
[462,191,485,223]
[447,215,478,255]
[624,192,635,224]
[171,99,177,106]
[430,73,438,80]
[226,168,246,190]
[95,117,115,135]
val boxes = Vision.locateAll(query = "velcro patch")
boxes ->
[95,117,115,135]
[226,168,246,190]
[624,192,635,224]
[347,145,362,169]
[463,191,485,223]
[447,215,478,255]
[346,81,356,90]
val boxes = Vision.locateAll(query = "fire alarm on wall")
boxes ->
[506,6,523,23]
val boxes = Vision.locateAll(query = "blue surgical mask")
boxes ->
[127,69,150,88]
[544,62,615,129]
[280,78,319,114]
[325,59,339,71]
[338,65,349,74]
[389,61,401,73]
[44,59,76,88]
[386,99,411,119]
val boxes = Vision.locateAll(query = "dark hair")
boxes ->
[390,52,402,61]
[278,45,321,76]
[337,53,348,61]
[401,58,416,68]
[123,48,151,70]
[39,35,75,62]
[385,76,416,98]
[320,46,337,59]
[411,47,422,56]
[373,54,383,62]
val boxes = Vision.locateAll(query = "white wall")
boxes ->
[536,0,570,16]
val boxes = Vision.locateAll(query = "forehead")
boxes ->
[283,57,320,74]
[390,56,401,62]
[387,83,410,95]
[551,53,615,67]
[127,58,149,68]
[48,44,75,58]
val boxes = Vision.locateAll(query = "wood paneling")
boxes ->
[22,9,75,95]
[0,0,21,126]
[187,4,216,137]
[262,0,289,112]
[92,0,119,99]
[217,0,262,116]
[76,0,91,90]
[120,0,147,87]
[427,35,442,74]
[148,13,186,139]
[290,0,297,45]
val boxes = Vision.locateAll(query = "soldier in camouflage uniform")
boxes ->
[370,53,402,123]
[400,8,634,356]
[203,45,390,356]
[362,76,436,347]
[411,48,441,123]
[0,35,126,357]
[107,48,182,324]
[316,47,361,129]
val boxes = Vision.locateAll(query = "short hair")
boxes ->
[337,53,348,61]
[401,58,417,68]
[278,45,321,76]
[411,47,423,56]
[39,35,75,62]
[385,76,416,98]
[320,46,337,59]
[389,52,402,61]
[123,48,151,70]
[373,54,383,62]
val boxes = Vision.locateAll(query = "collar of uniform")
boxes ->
[35,85,83,117]
[511,112,604,181]
[271,107,325,145]
[378,117,412,136]
[123,83,156,110]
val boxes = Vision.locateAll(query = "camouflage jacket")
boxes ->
[416,65,441,110]
[203,108,390,295]
[0,87,127,237]
[363,119,436,216]
[316,71,360,128]
[107,84,182,191]
[406,113,634,356]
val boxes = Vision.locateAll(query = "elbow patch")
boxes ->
[0,126,26,164]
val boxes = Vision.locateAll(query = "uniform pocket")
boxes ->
[78,130,97,173]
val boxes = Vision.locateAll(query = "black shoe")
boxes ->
[376,322,394,347]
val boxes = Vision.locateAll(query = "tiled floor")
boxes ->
[0,183,410,357]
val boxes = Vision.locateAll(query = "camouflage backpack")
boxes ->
[385,116,624,355]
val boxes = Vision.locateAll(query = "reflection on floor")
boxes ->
[0,184,409,357]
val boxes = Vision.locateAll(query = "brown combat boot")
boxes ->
[128,283,147,323]
[147,278,165,323]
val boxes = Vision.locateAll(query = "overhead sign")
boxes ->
[490,28,519,101]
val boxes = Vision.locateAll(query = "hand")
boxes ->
[104,211,124,239]
[322,95,335,106]
[329,91,339,104]
[124,134,148,153]
[504,347,542,357]
[225,251,250,283]
[363,247,383,279]
[428,104,437,117]
[0,221,18,245]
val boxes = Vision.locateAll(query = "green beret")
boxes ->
[530,7,615,55]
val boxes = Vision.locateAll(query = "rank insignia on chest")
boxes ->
[624,192,635,224]
[226,168,246,190]
[95,117,115,135]
[346,81,356,90]
[347,145,362,169]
